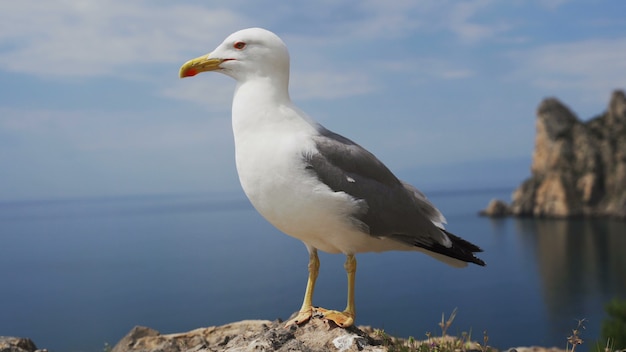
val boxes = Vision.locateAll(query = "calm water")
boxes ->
[1,189,625,351]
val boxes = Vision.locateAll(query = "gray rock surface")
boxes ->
[111,316,387,352]
[0,337,44,352]
[2,320,572,352]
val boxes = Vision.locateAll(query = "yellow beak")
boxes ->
[179,54,224,78]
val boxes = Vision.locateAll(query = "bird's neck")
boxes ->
[234,75,291,106]
[231,76,293,131]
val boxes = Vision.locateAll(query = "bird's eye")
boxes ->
[233,41,246,50]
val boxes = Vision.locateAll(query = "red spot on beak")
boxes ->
[182,68,198,77]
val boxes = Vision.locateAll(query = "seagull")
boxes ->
[179,27,485,328]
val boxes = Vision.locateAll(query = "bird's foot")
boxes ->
[284,307,313,328]
[315,307,354,328]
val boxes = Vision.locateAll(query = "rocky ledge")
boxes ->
[2,314,573,352]
[0,337,46,352]
[482,90,626,219]
[109,317,385,352]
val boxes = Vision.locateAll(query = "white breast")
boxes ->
[234,111,351,251]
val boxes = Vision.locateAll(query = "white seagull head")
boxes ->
[179,27,290,83]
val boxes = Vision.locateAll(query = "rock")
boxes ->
[0,337,45,352]
[111,314,388,352]
[505,347,566,352]
[483,89,626,219]
[480,199,511,217]
[3,320,561,352]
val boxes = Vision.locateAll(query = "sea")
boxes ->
[1,188,625,352]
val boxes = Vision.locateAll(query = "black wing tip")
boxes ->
[470,256,486,267]
[469,244,486,266]
[441,229,486,267]
[416,239,486,267]
[447,247,486,267]
[472,245,486,266]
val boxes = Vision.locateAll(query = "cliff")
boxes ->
[482,90,626,219]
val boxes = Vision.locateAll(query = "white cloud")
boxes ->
[0,106,231,152]
[445,0,513,44]
[0,0,510,89]
[0,0,247,77]
[160,76,235,112]
[441,69,476,80]
[536,0,570,10]
[381,58,476,81]
[291,70,376,100]
[276,0,510,47]
[511,37,626,103]
[306,0,509,45]
[331,0,425,40]
[0,0,522,82]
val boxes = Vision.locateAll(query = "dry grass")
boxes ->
[566,319,585,352]
[372,308,493,352]
[371,311,623,352]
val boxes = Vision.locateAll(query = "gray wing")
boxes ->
[304,127,485,266]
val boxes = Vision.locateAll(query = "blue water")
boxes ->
[1,189,625,351]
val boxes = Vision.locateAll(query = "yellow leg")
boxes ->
[284,248,319,327]
[316,254,356,328]
[344,254,356,317]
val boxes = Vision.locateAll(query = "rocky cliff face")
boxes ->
[482,90,626,218]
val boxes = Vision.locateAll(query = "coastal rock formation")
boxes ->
[479,199,511,217]
[482,90,626,218]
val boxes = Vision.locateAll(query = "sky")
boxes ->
[1,0,625,201]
